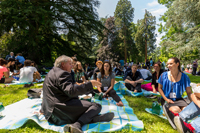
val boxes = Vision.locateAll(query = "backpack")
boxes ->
[27,88,42,98]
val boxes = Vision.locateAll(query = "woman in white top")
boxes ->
[19,60,41,83]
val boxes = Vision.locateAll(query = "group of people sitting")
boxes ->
[0,52,41,84]
[40,55,200,133]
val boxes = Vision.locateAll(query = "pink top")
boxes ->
[0,66,8,79]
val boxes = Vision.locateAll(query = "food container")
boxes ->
[190,83,200,98]
[79,94,92,102]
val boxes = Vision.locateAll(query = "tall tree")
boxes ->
[114,0,134,63]
[134,10,156,60]
[96,16,120,63]
[158,0,200,59]
[0,0,104,64]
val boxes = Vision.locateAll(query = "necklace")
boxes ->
[170,71,180,93]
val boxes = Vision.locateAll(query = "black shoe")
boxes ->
[63,124,83,133]
[174,116,195,133]
[92,112,114,123]
[162,103,177,129]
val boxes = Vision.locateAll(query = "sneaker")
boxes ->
[64,124,83,133]
[92,112,114,123]
[162,103,177,129]
[174,116,195,133]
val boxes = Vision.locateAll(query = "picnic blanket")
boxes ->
[0,94,144,132]
[145,107,167,120]
[184,71,191,74]
[114,81,160,97]
[5,78,45,86]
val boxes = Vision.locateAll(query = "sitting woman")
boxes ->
[74,61,86,84]
[158,57,192,129]
[93,60,103,80]
[141,62,164,93]
[97,61,124,106]
[19,60,41,83]
[123,64,144,92]
[0,58,14,83]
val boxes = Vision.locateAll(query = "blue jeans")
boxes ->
[179,102,200,132]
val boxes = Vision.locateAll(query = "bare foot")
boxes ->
[133,90,138,93]
[116,101,124,106]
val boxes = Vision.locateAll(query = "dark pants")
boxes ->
[49,99,101,126]
[102,88,121,103]
[192,67,197,75]
[125,76,142,92]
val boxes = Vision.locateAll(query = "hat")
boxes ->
[96,60,103,66]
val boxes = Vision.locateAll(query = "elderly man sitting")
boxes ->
[41,55,114,133]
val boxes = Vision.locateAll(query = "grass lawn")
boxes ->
[0,73,199,133]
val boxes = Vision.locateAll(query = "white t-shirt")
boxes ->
[139,69,152,80]
[190,64,192,68]
[19,66,37,83]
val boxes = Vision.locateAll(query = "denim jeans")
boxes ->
[179,102,200,132]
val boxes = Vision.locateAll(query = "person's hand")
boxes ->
[166,99,174,104]
[131,81,137,87]
[90,80,102,88]
[152,89,157,94]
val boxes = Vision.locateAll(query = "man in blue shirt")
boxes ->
[119,59,124,70]
[16,53,25,68]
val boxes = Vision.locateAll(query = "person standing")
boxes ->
[192,59,198,75]
[181,64,184,71]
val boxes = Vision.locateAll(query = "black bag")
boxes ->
[27,88,42,98]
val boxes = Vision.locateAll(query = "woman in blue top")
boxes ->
[158,57,192,113]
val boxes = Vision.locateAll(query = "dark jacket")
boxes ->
[41,67,93,121]
[123,71,144,81]
[152,69,164,88]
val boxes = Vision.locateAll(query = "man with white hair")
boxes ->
[41,55,114,133]
[5,52,15,60]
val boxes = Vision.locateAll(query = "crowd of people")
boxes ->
[0,52,41,84]
[39,55,199,133]
[1,52,200,133]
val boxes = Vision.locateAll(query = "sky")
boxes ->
[96,0,167,46]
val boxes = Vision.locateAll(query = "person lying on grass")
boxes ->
[41,55,114,133]
[97,61,124,106]
[19,60,41,83]
[0,58,14,83]
[123,64,144,93]
[158,57,192,130]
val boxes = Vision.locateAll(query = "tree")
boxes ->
[158,0,200,59]
[0,0,104,65]
[134,10,156,61]
[114,0,134,63]
[96,16,120,63]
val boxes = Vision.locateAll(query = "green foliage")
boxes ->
[134,10,156,58]
[114,0,134,62]
[158,0,200,61]
[0,0,104,65]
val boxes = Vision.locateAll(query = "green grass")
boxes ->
[0,74,199,133]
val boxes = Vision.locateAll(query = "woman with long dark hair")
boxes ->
[141,62,164,93]
[97,61,124,106]
[158,57,192,129]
